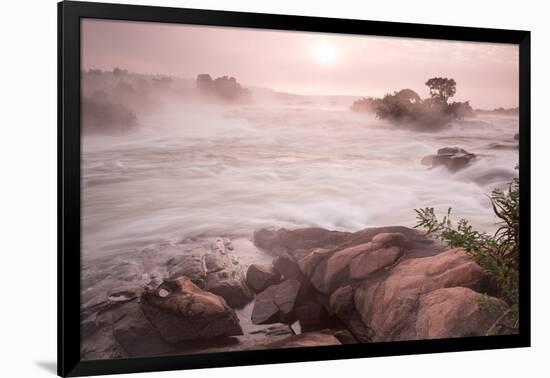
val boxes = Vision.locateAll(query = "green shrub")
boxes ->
[414,174,519,332]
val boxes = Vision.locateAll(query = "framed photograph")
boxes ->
[58,1,530,376]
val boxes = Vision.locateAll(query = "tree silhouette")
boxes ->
[425,77,456,104]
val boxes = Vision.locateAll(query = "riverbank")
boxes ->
[80,225,510,360]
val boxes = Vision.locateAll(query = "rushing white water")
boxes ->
[82,100,518,259]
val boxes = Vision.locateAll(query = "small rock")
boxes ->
[246,264,281,293]
[421,146,477,172]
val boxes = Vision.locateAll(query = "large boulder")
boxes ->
[421,146,477,172]
[415,287,507,339]
[204,239,253,308]
[353,248,495,341]
[251,279,301,324]
[141,276,243,344]
[277,226,502,343]
[246,264,281,293]
[305,233,407,295]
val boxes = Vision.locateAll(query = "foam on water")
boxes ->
[82,102,519,259]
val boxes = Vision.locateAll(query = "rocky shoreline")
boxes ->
[80,224,511,360]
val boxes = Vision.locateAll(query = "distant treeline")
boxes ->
[475,107,519,116]
[81,68,251,134]
[351,77,474,130]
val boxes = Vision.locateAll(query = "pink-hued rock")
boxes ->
[319,243,372,293]
[141,276,243,344]
[353,248,492,341]
[415,287,506,339]
[349,245,402,280]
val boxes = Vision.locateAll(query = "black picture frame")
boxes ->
[58,1,531,376]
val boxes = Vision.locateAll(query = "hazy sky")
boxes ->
[81,19,519,109]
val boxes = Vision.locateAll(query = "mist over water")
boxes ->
[82,100,518,259]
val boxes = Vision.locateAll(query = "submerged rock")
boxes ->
[141,276,243,344]
[246,264,281,293]
[253,227,350,259]
[421,146,477,172]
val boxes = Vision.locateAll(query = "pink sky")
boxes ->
[81,19,519,109]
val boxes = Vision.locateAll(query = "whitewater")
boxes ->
[81,100,518,260]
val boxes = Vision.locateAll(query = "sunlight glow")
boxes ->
[311,41,338,64]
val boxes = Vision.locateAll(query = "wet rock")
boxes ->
[246,264,281,293]
[112,301,174,356]
[166,254,206,286]
[253,228,350,258]
[437,146,468,155]
[421,146,477,172]
[204,239,253,308]
[486,142,519,150]
[141,276,243,344]
[81,310,112,340]
[81,327,125,361]
[251,279,301,324]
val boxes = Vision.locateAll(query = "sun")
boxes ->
[311,41,338,65]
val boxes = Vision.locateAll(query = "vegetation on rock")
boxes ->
[351,77,474,129]
[414,171,519,333]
